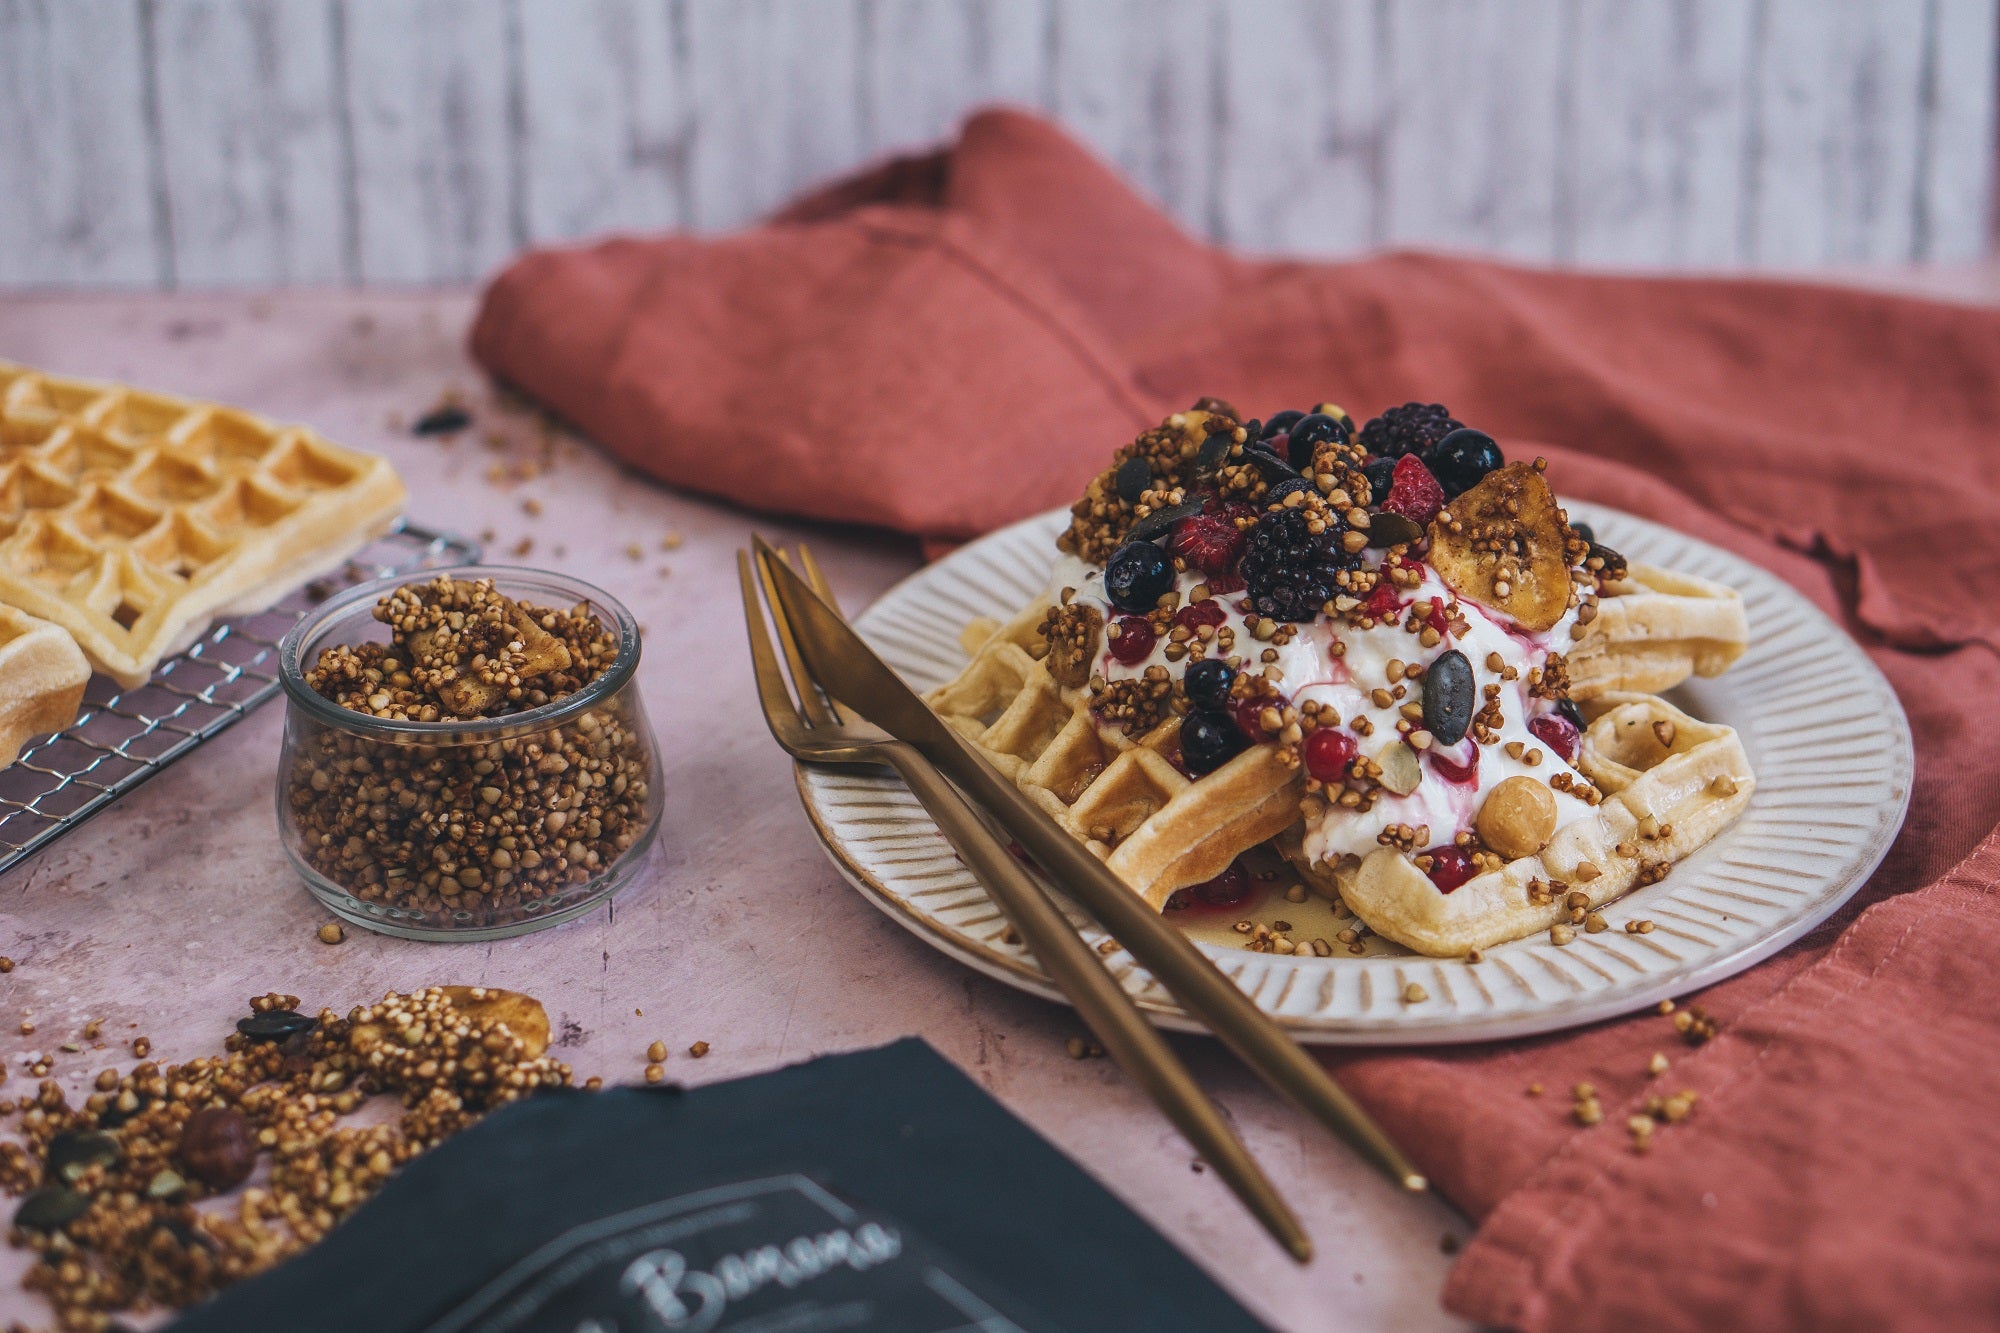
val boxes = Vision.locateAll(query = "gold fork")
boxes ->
[740,547,1312,1262]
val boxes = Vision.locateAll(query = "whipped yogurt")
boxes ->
[1050,549,1593,870]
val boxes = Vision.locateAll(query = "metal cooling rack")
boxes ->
[0,520,480,877]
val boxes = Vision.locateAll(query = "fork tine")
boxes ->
[797,543,838,609]
[755,547,839,730]
[736,551,812,746]
[793,544,862,725]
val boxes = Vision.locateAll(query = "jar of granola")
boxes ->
[275,567,663,939]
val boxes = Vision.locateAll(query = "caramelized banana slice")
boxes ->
[1427,462,1575,632]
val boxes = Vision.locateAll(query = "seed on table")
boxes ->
[688,1041,710,1058]
[318,922,345,945]
[644,1063,665,1084]
[646,1040,667,1063]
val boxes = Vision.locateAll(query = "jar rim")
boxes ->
[277,563,642,740]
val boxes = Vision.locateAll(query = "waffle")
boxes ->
[1568,562,1747,699]
[927,604,1304,909]
[0,604,91,767]
[1326,693,1753,956]
[0,362,406,687]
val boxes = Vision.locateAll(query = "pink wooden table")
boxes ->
[0,290,1468,1331]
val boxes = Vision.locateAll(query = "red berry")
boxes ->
[1231,693,1271,742]
[1204,571,1246,595]
[1363,583,1403,621]
[1191,863,1253,907]
[1382,455,1447,526]
[1174,599,1228,632]
[1170,514,1246,578]
[1429,745,1479,785]
[1528,713,1580,763]
[1302,728,1357,783]
[1107,615,1156,665]
[1422,845,1475,892]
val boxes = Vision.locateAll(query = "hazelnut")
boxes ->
[1476,775,1558,859]
[179,1106,256,1189]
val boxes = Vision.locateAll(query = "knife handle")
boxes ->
[917,727,1427,1194]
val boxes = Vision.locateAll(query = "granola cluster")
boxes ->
[306,575,617,721]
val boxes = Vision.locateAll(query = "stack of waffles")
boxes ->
[926,402,1753,957]
[0,361,406,764]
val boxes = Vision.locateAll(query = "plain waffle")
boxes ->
[0,362,406,687]
[0,604,90,767]
[1567,562,1748,699]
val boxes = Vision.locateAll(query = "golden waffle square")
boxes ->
[0,603,91,768]
[0,362,406,687]
[927,604,1304,909]
[1567,562,1747,698]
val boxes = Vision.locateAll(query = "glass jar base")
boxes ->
[284,822,661,942]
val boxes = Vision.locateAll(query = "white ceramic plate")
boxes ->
[796,504,1912,1044]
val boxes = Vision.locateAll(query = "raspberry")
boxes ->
[1174,599,1227,632]
[1363,583,1404,621]
[1106,615,1156,665]
[1361,403,1462,460]
[1302,728,1357,783]
[1381,454,1447,526]
[1170,514,1245,578]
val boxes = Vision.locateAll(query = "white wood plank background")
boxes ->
[0,0,1992,289]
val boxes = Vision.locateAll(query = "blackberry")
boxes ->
[1240,505,1360,621]
[1360,402,1462,460]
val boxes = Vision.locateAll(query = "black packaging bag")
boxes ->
[172,1038,1272,1333]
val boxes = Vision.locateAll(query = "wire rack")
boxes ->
[0,520,480,877]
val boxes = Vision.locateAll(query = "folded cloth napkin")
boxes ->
[474,109,2000,1331]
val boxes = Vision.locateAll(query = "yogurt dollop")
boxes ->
[1050,548,1593,870]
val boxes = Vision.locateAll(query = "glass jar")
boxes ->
[275,566,663,940]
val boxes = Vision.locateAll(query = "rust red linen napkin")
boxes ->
[473,109,2000,1331]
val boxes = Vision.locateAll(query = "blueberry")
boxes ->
[1260,410,1305,439]
[1284,412,1349,468]
[1265,477,1314,505]
[1184,658,1236,709]
[1569,522,1596,546]
[1105,541,1174,613]
[1427,429,1504,496]
[1180,709,1247,775]
[1361,456,1397,507]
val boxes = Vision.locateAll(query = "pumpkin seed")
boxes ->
[15,1187,89,1231]
[47,1130,119,1184]
[1195,432,1234,475]
[235,1009,318,1042]
[1423,649,1475,746]
[1125,499,1204,544]
[1243,447,1301,483]
[147,1168,187,1200]
[1367,511,1424,548]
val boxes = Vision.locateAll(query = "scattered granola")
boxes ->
[0,987,569,1329]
